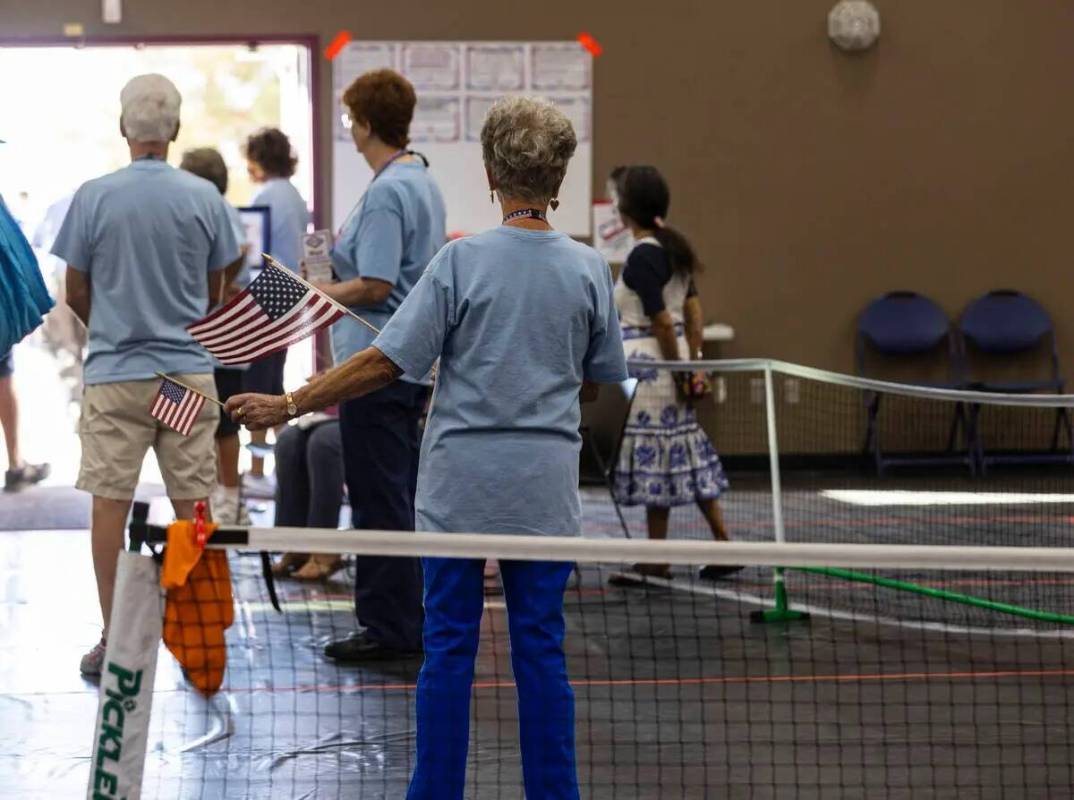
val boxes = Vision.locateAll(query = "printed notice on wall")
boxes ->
[411,97,462,143]
[332,40,593,236]
[549,96,591,142]
[402,43,461,91]
[531,43,591,91]
[464,96,497,141]
[465,44,525,91]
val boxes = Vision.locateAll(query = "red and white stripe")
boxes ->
[188,290,343,366]
[150,387,207,436]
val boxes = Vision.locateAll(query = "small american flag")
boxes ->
[151,379,207,436]
[187,263,345,366]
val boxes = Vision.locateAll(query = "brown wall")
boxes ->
[6,0,1074,376]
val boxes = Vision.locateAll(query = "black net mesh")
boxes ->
[129,362,1074,798]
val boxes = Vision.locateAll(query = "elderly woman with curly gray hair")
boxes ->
[226,95,628,799]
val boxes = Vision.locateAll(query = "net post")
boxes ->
[751,364,809,624]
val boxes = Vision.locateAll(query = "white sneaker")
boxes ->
[242,472,276,499]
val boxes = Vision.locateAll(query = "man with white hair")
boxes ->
[52,74,241,676]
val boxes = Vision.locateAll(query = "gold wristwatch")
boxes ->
[285,391,298,418]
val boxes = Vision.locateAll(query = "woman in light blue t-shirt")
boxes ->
[225,96,628,800]
[242,127,310,493]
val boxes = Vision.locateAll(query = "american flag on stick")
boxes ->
[187,258,367,366]
[150,377,210,436]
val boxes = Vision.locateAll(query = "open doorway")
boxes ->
[0,39,316,496]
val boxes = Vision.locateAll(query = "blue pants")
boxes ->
[339,381,427,651]
[407,558,579,800]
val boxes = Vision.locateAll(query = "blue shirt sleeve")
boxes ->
[51,187,91,272]
[583,259,629,383]
[207,195,241,272]
[372,250,454,377]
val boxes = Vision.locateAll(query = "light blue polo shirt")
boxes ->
[330,160,446,382]
[251,177,309,271]
[52,159,241,384]
[373,227,628,536]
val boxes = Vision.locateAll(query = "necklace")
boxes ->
[502,208,548,224]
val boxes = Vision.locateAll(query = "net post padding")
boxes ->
[86,551,163,800]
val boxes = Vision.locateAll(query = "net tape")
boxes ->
[634,357,1074,408]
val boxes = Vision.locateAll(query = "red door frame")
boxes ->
[0,33,324,228]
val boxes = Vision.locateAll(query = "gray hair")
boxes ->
[180,147,228,195]
[120,74,181,143]
[481,96,577,204]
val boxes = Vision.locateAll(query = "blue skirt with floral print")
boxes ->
[612,349,729,507]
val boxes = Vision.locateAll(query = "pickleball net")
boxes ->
[125,525,1074,799]
[112,358,1074,798]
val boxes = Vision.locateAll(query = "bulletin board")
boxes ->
[331,41,593,237]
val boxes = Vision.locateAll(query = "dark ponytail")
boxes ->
[611,165,700,275]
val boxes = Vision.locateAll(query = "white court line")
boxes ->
[823,489,1074,507]
[608,571,1074,641]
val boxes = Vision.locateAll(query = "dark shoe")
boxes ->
[699,564,745,581]
[324,632,421,663]
[4,462,50,492]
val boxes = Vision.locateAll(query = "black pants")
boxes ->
[273,421,344,529]
[339,381,428,651]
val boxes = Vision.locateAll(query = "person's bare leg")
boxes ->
[637,506,671,577]
[0,375,20,468]
[249,430,267,477]
[697,498,743,579]
[91,496,133,637]
[217,434,241,489]
[697,498,730,542]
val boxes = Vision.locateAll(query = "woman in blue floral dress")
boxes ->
[610,166,740,581]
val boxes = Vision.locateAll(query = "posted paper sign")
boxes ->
[593,201,633,264]
[302,230,335,284]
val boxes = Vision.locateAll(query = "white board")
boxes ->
[332,41,593,237]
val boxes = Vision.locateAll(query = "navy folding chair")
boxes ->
[959,290,1073,470]
[857,291,973,475]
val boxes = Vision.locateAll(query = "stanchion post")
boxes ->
[752,364,809,623]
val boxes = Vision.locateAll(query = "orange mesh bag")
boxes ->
[161,520,234,697]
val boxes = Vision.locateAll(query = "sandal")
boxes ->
[292,555,346,581]
[271,552,309,577]
[699,564,745,581]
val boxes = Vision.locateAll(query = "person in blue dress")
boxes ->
[226,95,628,800]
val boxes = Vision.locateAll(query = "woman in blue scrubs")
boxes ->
[314,69,446,661]
[226,95,628,799]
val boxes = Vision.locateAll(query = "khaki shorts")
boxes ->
[78,374,220,501]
